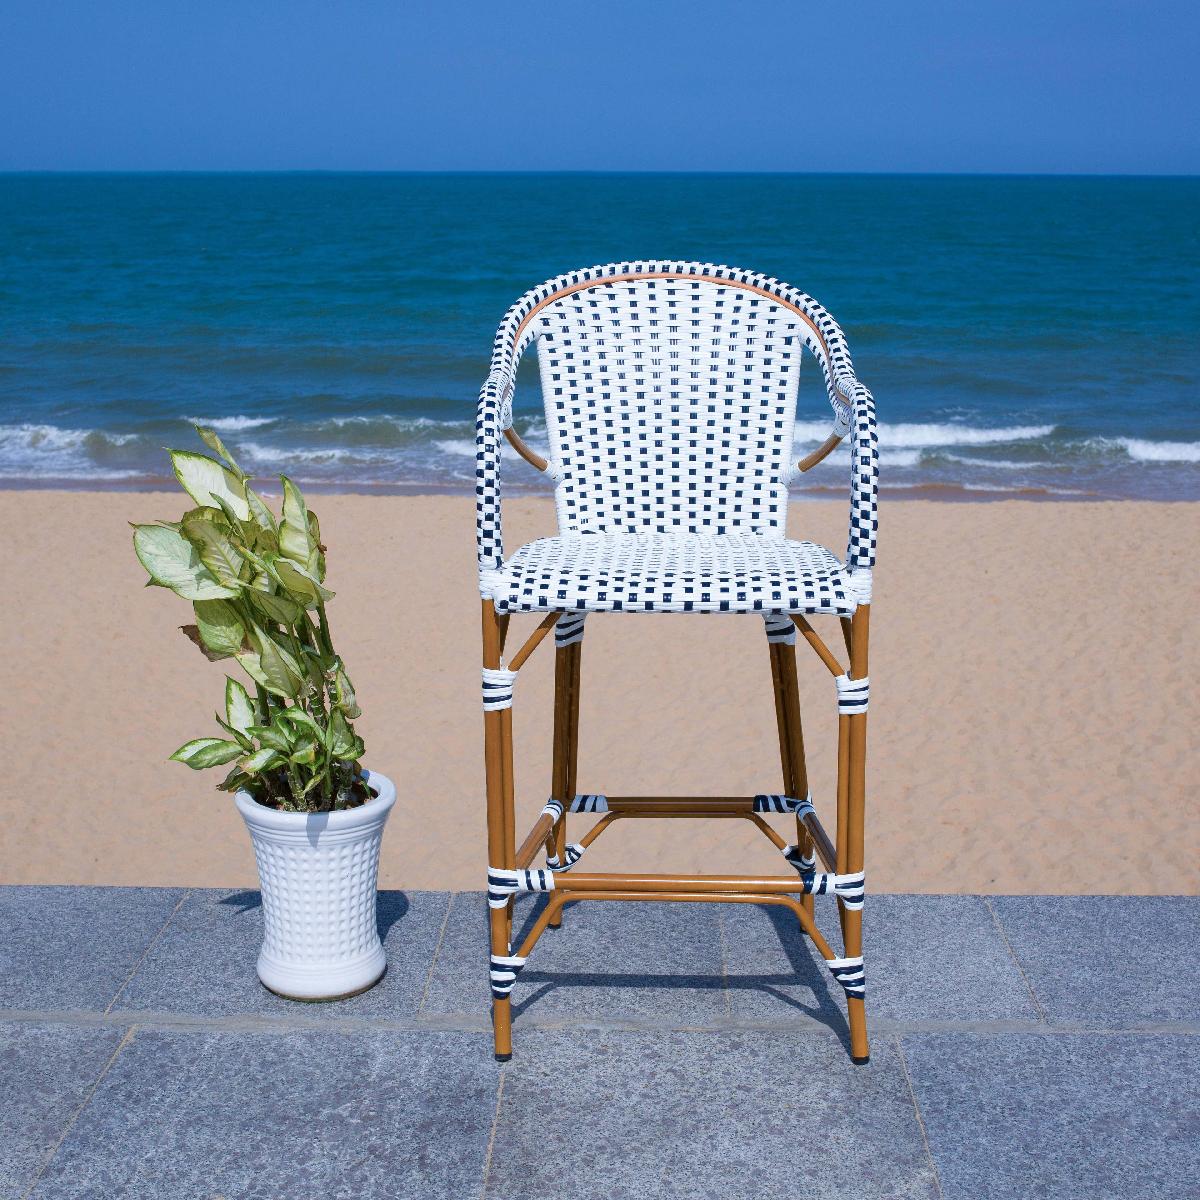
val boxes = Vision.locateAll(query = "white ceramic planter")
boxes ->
[234,770,396,1001]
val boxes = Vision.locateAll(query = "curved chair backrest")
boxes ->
[476,262,878,583]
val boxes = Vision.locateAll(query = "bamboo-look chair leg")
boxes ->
[481,600,515,1061]
[841,604,870,1064]
[547,638,572,929]
[768,639,816,918]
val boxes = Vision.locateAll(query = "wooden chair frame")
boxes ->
[481,598,870,1064]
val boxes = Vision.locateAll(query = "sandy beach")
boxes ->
[1,491,1196,894]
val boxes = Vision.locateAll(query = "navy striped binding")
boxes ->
[827,955,865,999]
[487,867,555,909]
[835,674,869,715]
[554,613,586,647]
[763,613,797,645]
[490,952,527,998]
[782,847,866,910]
[482,667,516,711]
[753,793,816,819]
[547,843,585,872]
[570,794,609,813]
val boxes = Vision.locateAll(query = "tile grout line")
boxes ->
[20,1023,138,1200]
[104,889,192,1015]
[478,1066,506,1200]
[983,896,1048,1022]
[416,892,455,1018]
[895,1035,946,1200]
[4,1005,1199,1038]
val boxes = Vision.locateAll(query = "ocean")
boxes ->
[1,172,1197,498]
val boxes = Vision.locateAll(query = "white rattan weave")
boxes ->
[492,531,855,615]
[476,261,878,616]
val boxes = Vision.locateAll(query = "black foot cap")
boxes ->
[495,1052,512,1063]
[851,1054,870,1066]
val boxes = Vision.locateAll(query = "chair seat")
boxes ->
[489,531,857,615]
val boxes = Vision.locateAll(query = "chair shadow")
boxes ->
[504,897,851,1046]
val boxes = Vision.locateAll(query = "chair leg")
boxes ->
[482,600,514,1061]
[548,638,583,929]
[768,639,816,918]
[548,643,570,928]
[841,604,870,1064]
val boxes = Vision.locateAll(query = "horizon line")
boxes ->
[1,168,1198,180]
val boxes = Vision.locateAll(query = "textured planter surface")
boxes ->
[234,770,395,1000]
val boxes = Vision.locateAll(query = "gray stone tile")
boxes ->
[990,896,1200,1024]
[112,888,450,1019]
[488,1029,938,1200]
[31,1027,498,1199]
[903,1032,1200,1200]
[723,894,1040,1026]
[423,892,729,1024]
[0,886,184,1012]
[0,1020,128,1198]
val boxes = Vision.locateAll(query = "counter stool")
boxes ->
[475,261,878,1062]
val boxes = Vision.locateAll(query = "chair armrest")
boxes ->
[476,366,516,589]
[837,375,879,574]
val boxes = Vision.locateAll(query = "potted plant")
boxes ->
[132,425,395,1000]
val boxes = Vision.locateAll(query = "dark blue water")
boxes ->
[1,173,1197,497]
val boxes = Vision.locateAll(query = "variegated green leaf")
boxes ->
[247,723,293,753]
[306,510,325,580]
[246,626,304,698]
[240,747,284,775]
[215,714,254,751]
[245,587,303,625]
[191,599,245,657]
[181,519,244,589]
[170,450,250,520]
[333,665,361,719]
[245,486,277,534]
[169,737,243,769]
[279,476,313,568]
[194,425,247,480]
[224,677,256,733]
[272,557,334,606]
[133,525,239,601]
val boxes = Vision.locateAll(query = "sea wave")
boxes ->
[1108,437,1200,463]
[0,416,1195,498]
[791,420,1055,449]
[182,414,276,432]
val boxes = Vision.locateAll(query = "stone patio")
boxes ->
[1,887,1196,1199]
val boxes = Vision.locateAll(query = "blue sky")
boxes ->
[1,1,1196,173]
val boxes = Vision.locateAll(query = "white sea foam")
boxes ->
[793,421,1054,449]
[183,415,276,432]
[433,438,550,463]
[1111,437,1200,463]
[939,454,1029,470]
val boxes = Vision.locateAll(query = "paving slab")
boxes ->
[487,1028,938,1200]
[0,886,184,1012]
[723,894,1040,1025]
[902,1032,1200,1200]
[422,892,729,1025]
[111,888,450,1020]
[30,1026,498,1200]
[991,895,1200,1024]
[0,1020,128,1199]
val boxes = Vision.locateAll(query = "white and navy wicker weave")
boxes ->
[476,261,878,616]
[476,262,879,1065]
